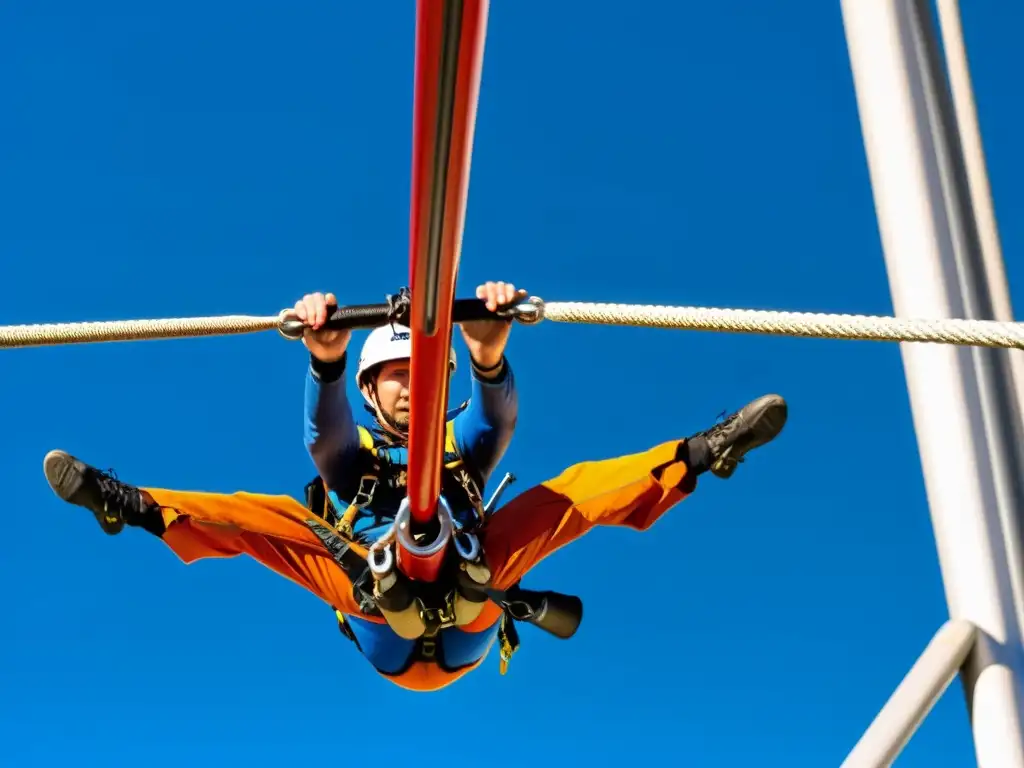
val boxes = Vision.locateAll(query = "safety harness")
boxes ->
[303,415,523,676]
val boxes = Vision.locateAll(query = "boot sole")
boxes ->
[744,395,788,450]
[43,450,84,502]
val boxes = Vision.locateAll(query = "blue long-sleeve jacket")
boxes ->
[303,351,517,504]
[302,350,519,675]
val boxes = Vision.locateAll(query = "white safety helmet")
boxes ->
[355,323,457,403]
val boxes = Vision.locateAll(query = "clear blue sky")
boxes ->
[2,2,1022,766]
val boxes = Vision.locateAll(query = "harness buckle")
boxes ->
[419,590,457,634]
[352,474,378,509]
[453,467,485,520]
[420,635,438,660]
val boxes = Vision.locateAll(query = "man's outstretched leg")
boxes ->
[481,394,788,590]
[42,450,371,617]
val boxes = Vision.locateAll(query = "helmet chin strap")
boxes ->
[364,383,408,442]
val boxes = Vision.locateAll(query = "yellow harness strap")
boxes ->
[336,421,485,539]
[337,426,378,536]
[443,419,485,521]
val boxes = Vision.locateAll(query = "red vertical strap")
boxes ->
[407,0,489,526]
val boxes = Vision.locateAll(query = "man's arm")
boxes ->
[304,352,361,491]
[453,356,518,486]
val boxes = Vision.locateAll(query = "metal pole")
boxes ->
[934,0,1024,413]
[842,620,978,768]
[934,1,1017,319]
[921,0,1024,657]
[840,1,1024,765]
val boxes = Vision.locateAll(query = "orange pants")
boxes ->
[145,438,694,687]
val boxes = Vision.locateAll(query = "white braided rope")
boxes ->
[3,300,1024,351]
[0,314,282,349]
[539,301,1024,350]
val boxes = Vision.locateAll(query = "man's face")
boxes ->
[368,359,411,428]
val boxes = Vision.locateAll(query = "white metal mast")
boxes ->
[840,0,1024,765]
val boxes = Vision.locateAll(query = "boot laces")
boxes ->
[694,409,738,440]
[693,408,746,469]
[89,466,140,516]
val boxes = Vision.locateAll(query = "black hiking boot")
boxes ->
[43,450,149,535]
[690,394,788,479]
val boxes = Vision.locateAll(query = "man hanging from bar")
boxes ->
[42,281,789,693]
